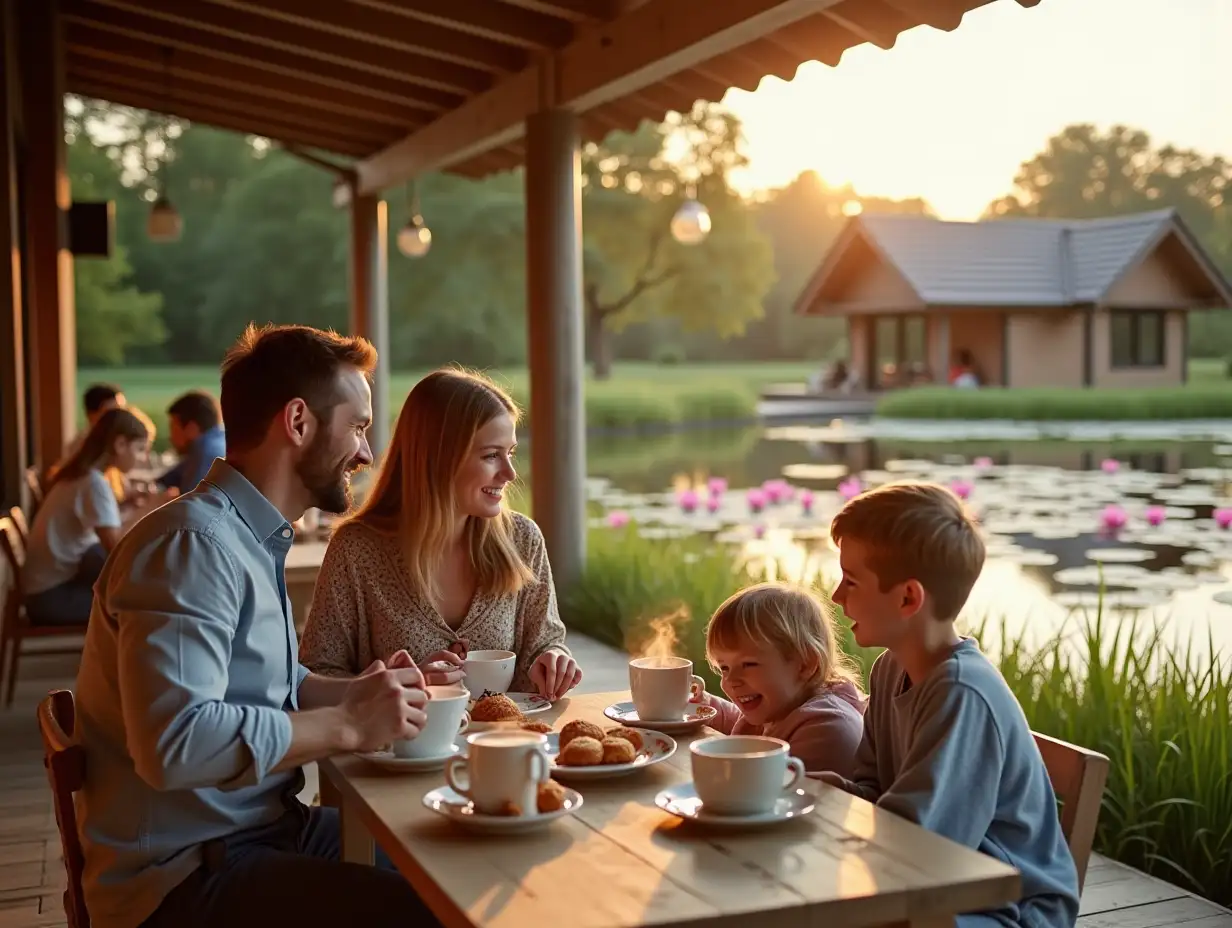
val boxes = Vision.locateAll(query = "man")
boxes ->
[157,389,227,493]
[57,382,127,463]
[74,324,440,928]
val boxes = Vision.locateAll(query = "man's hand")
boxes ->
[338,658,428,752]
[419,649,465,686]
[529,651,582,701]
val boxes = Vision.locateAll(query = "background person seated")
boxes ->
[157,389,226,494]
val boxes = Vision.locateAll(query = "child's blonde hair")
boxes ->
[829,480,985,621]
[705,582,863,693]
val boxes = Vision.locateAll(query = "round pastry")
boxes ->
[558,719,605,750]
[537,778,568,813]
[520,721,553,734]
[471,693,524,722]
[601,736,637,765]
[603,726,644,752]
[557,735,604,766]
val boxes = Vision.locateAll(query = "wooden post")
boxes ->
[524,107,586,588]
[933,313,951,385]
[0,0,28,509]
[17,0,75,472]
[349,190,390,460]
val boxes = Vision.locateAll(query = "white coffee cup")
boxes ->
[463,649,516,695]
[445,730,550,816]
[690,735,805,816]
[628,656,705,721]
[392,684,470,759]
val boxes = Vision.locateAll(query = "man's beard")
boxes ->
[295,428,357,514]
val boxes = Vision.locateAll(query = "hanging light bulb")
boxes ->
[397,180,431,257]
[147,195,182,243]
[670,197,711,245]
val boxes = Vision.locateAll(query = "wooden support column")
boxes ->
[933,313,951,385]
[0,0,28,509]
[348,189,390,460]
[17,0,75,471]
[525,107,586,588]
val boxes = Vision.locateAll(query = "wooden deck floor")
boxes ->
[2,648,1229,928]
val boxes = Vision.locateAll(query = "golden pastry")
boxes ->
[537,779,567,813]
[558,719,604,751]
[557,735,604,766]
[603,726,644,752]
[601,736,637,765]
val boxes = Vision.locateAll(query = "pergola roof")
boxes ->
[62,0,1043,191]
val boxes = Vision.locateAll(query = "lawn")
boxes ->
[79,361,820,447]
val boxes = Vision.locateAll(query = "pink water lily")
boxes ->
[950,479,974,501]
[707,477,728,497]
[677,489,699,513]
[1144,505,1167,527]
[1214,508,1232,529]
[753,524,766,539]
[762,479,790,504]
[746,488,767,514]
[1100,458,1121,474]
[606,511,630,528]
[973,456,993,469]
[1101,504,1128,531]
[838,477,863,501]
[800,489,815,515]
[706,495,721,514]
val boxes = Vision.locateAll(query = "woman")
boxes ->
[23,407,153,625]
[299,368,583,700]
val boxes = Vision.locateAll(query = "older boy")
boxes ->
[823,481,1079,927]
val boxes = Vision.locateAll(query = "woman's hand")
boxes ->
[418,649,465,686]
[530,650,582,701]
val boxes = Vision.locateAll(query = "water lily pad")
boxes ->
[780,463,850,481]
[1213,591,1232,607]
[1084,548,1155,564]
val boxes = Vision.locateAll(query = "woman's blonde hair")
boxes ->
[347,367,534,606]
[705,582,863,692]
[46,407,154,491]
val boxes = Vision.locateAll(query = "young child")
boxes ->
[822,481,1079,927]
[692,582,866,777]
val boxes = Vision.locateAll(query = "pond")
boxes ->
[583,419,1232,665]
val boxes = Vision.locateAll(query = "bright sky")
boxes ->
[722,0,1232,219]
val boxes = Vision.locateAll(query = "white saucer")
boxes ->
[654,782,816,828]
[546,728,676,781]
[422,785,583,834]
[603,701,718,734]
[355,741,461,773]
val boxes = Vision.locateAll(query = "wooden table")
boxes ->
[320,691,1022,928]
[285,540,327,632]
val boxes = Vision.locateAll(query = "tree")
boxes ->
[580,102,776,378]
[985,124,1232,357]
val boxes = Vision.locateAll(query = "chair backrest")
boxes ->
[1034,731,1109,892]
[37,689,90,928]
[0,517,24,624]
[25,465,45,506]
[8,506,29,545]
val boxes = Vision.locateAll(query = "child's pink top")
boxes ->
[703,681,867,778]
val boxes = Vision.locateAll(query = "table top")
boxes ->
[321,691,1021,928]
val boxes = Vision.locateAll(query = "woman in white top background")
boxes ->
[23,407,153,625]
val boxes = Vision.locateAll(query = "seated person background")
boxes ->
[157,389,226,493]
[23,407,151,625]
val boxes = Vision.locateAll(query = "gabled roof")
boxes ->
[796,209,1232,313]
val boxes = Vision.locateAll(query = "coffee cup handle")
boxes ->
[783,756,805,791]
[689,675,705,701]
[527,748,550,785]
[456,710,471,734]
[444,755,471,799]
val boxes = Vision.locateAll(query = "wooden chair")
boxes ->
[37,689,90,928]
[8,505,29,545]
[1034,731,1110,892]
[25,465,45,515]
[0,517,87,707]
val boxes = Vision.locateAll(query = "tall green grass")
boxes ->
[877,384,1232,421]
[563,527,1232,906]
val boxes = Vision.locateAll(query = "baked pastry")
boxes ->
[601,736,636,765]
[558,719,604,751]
[557,735,604,766]
[603,726,644,752]
[471,693,524,722]
[537,779,567,813]
[520,721,553,734]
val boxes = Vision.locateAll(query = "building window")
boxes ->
[1110,311,1165,368]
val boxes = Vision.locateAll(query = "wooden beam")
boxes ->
[76,0,492,95]
[357,0,843,192]
[66,62,397,147]
[353,0,572,50]
[204,0,527,73]
[61,0,461,112]
[68,78,376,157]
[64,28,429,129]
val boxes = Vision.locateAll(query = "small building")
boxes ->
[793,209,1232,390]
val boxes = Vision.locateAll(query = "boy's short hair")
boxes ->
[829,481,984,620]
[219,323,376,453]
[83,383,123,414]
[167,389,222,433]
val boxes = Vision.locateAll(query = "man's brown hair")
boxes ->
[168,389,222,433]
[219,323,377,453]
[829,481,985,620]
